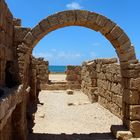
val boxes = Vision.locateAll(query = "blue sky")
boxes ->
[6,0,140,65]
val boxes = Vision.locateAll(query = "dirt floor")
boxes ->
[28,90,122,140]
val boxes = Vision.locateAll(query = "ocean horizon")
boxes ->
[49,65,67,73]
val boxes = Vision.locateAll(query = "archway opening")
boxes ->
[18,10,139,138]
[32,26,117,82]
[28,26,124,139]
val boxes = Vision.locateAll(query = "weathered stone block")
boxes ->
[111,33,130,48]
[130,105,140,120]
[100,19,116,35]
[96,15,108,29]
[117,33,130,46]
[121,69,139,78]
[47,14,60,29]
[75,10,89,25]
[39,18,51,32]
[99,58,118,65]
[17,43,29,54]
[117,47,136,62]
[13,18,21,26]
[130,121,140,138]
[110,83,122,94]
[31,24,44,39]
[86,12,99,31]
[14,27,31,42]
[106,25,124,41]
[130,78,140,91]
[112,94,122,108]
[58,10,76,25]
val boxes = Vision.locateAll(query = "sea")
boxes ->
[49,66,66,73]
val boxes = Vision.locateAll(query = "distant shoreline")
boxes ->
[50,72,65,74]
[49,65,80,73]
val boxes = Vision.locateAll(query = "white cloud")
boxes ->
[33,52,53,59]
[33,51,82,60]
[66,2,83,10]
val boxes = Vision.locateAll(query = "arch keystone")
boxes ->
[57,10,76,25]
[75,10,89,25]
[86,12,101,31]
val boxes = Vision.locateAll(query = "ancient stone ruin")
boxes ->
[0,0,140,139]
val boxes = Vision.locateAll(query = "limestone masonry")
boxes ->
[0,0,140,139]
[81,58,122,118]
[66,65,81,89]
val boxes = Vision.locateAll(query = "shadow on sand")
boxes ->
[28,132,116,140]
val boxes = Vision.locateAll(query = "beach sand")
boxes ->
[49,73,66,82]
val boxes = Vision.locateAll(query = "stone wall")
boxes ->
[0,0,15,87]
[81,58,123,118]
[29,57,49,101]
[0,1,30,140]
[81,61,98,103]
[66,65,81,89]
[32,57,49,85]
[0,85,30,140]
[96,58,123,119]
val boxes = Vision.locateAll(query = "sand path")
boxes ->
[49,74,66,82]
[29,90,122,140]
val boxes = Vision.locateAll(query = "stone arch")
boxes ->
[17,10,140,137]
[23,10,136,63]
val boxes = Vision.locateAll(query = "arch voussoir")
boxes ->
[39,18,51,32]
[105,25,124,41]
[47,14,61,30]
[117,32,130,46]
[57,10,76,25]
[116,46,136,62]
[75,10,89,25]
[108,31,130,48]
[85,12,100,31]
[100,19,116,35]
[31,24,45,41]
[95,15,109,31]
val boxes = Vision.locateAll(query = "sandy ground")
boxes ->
[29,90,122,140]
[49,74,66,82]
